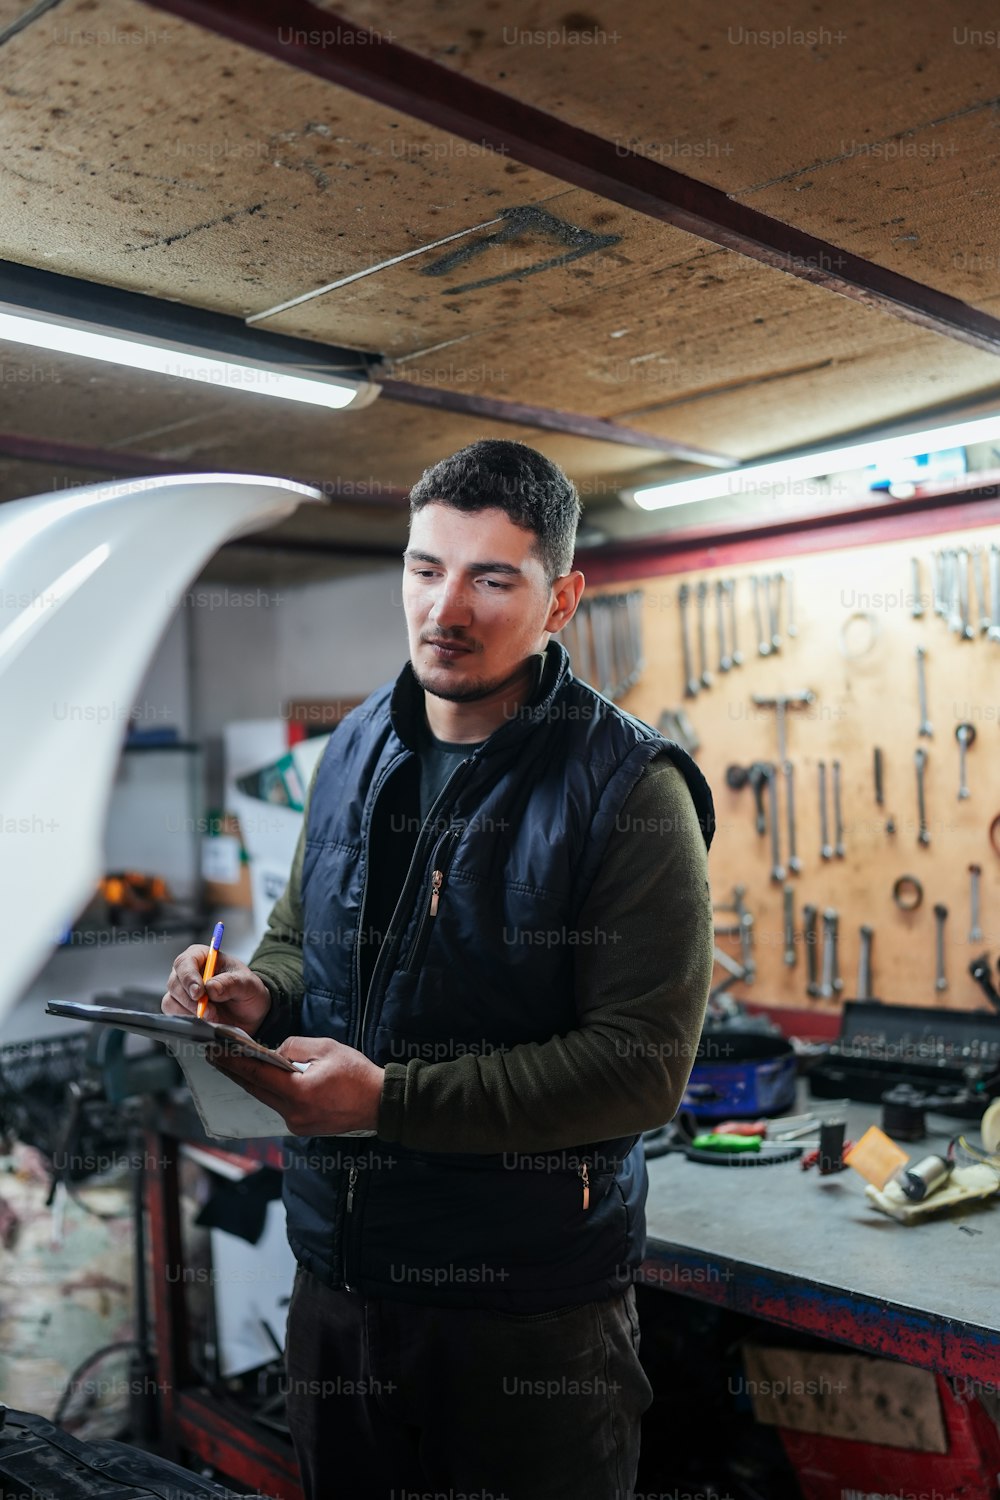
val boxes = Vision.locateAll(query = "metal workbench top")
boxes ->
[642,1098,1000,1383]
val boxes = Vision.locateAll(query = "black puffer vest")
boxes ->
[282,640,714,1309]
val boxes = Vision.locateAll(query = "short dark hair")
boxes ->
[408,439,583,587]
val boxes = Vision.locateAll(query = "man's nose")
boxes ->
[429,579,473,628]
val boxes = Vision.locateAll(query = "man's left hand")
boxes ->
[207,1036,385,1136]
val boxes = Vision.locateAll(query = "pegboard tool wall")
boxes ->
[600,522,1000,1014]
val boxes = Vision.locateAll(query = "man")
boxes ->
[163,439,715,1500]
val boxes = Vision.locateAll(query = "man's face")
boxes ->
[402,502,567,703]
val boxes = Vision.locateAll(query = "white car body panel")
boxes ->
[0,473,321,1016]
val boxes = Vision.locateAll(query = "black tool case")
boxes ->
[807,1000,1000,1115]
[0,1407,245,1499]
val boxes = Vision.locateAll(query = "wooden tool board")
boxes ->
[598,521,1000,1015]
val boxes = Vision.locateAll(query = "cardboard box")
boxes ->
[742,1343,1000,1500]
[201,814,251,909]
[226,733,330,941]
[742,1344,946,1451]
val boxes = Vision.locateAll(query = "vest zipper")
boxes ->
[403,829,460,974]
[342,754,477,1290]
[342,1166,359,1291]
[355,771,471,1050]
[579,1161,590,1211]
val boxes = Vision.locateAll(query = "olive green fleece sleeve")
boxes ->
[245,758,321,1046]
[376,755,715,1152]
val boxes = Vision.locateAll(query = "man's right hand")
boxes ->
[161,945,273,1036]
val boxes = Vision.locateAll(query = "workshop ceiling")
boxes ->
[3,0,1000,576]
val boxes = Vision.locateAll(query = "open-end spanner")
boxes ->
[818,760,832,860]
[832,759,845,858]
[802,904,819,997]
[829,909,843,994]
[946,549,962,635]
[766,763,785,882]
[783,761,801,874]
[910,557,923,619]
[915,747,930,846]
[725,578,743,665]
[916,645,932,738]
[969,864,983,943]
[974,545,990,634]
[752,575,770,656]
[820,909,836,999]
[696,580,712,689]
[989,545,1000,643]
[783,569,797,637]
[679,583,699,698]
[783,884,796,966]
[768,572,782,652]
[715,578,731,673]
[957,547,975,640]
[857,925,873,1001]
[934,903,948,992]
[955,721,975,800]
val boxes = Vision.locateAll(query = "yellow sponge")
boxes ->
[844,1125,910,1189]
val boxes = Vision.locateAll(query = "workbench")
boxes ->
[641,1097,999,1387]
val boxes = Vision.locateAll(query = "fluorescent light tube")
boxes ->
[629,412,1000,511]
[0,306,377,411]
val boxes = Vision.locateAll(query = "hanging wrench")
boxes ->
[803,904,819,997]
[933,903,948,992]
[715,578,731,672]
[820,909,836,999]
[783,761,801,874]
[768,572,782,652]
[725,578,743,666]
[910,557,923,619]
[946,549,963,635]
[915,645,932,738]
[752,575,770,657]
[832,759,845,858]
[969,864,983,943]
[955,721,975,800]
[766,763,785,881]
[679,583,699,698]
[829,909,843,994]
[696,579,712,689]
[931,550,944,617]
[748,762,769,836]
[783,568,798,639]
[957,546,975,640]
[857,925,873,1001]
[915,747,930,846]
[989,544,1000,643]
[973,545,990,634]
[783,884,796,966]
[818,760,832,860]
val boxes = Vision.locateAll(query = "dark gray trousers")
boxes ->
[284,1266,653,1500]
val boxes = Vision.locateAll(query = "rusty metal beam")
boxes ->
[376,378,725,462]
[0,261,734,466]
[140,0,1000,360]
[0,430,410,507]
[579,473,1000,584]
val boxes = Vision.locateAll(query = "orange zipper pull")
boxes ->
[429,869,443,916]
[579,1162,590,1211]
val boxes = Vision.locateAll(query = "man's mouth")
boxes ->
[425,638,473,658]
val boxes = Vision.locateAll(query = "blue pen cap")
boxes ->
[211,921,225,950]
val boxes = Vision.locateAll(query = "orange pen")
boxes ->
[196,921,225,1019]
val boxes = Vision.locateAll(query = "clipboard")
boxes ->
[44,999,308,1139]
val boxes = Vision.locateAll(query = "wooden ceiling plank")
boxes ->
[138,0,1000,357]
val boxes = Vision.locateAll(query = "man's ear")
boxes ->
[547,570,586,630]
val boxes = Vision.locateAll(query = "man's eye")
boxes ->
[482,579,511,590]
